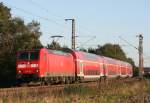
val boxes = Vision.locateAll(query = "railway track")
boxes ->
[0,78,140,97]
[0,81,97,97]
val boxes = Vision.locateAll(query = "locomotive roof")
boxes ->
[73,51,103,61]
[17,49,40,52]
[48,49,71,56]
[102,56,132,66]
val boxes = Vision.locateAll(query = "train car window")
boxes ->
[103,64,107,70]
[30,51,39,60]
[18,52,29,60]
[80,62,83,73]
[100,63,103,69]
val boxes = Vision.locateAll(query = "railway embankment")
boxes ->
[0,78,150,103]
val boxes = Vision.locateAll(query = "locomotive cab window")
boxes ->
[18,51,39,60]
[18,52,29,60]
[30,51,39,60]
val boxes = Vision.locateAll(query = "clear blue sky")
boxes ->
[1,0,150,66]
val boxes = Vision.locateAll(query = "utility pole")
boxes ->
[119,35,144,77]
[65,18,76,50]
[138,34,144,77]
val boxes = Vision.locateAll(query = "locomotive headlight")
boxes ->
[31,64,38,68]
[18,70,21,73]
[36,70,39,73]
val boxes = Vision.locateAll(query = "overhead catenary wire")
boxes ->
[27,0,99,37]
[4,2,65,28]
[26,0,72,46]
[118,36,138,50]
[29,0,101,36]
[6,4,69,47]
[76,36,96,49]
[119,35,150,67]
[25,0,102,49]
[29,0,65,20]
[3,3,67,47]
[118,36,149,59]
[4,1,69,46]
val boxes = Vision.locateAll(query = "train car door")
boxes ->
[103,64,107,77]
[79,61,84,76]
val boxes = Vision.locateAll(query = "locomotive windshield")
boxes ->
[18,52,29,60]
[18,51,39,60]
[30,52,39,60]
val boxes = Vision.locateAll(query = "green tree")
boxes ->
[0,3,42,84]
[95,43,127,61]
[47,40,61,50]
[11,18,42,51]
[27,20,42,49]
[0,3,14,82]
[79,47,87,52]
[88,47,96,54]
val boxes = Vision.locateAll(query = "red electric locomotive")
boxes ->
[16,48,75,83]
[16,48,133,84]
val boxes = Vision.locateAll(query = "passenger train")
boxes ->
[16,48,133,84]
